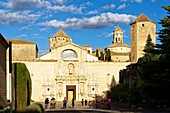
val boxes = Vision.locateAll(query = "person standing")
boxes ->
[107,98,111,109]
[62,97,67,109]
[88,101,91,108]
[81,98,84,105]
[72,98,75,108]
[85,99,87,105]
[45,98,49,109]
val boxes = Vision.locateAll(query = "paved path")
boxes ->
[43,101,170,113]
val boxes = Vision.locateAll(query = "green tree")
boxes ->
[96,49,99,57]
[99,51,104,61]
[12,63,32,111]
[138,6,170,106]
[155,6,170,64]
[142,34,158,62]
[105,49,111,62]
[154,6,170,105]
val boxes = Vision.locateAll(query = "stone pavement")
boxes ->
[43,101,170,113]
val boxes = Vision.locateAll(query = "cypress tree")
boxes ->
[96,49,99,57]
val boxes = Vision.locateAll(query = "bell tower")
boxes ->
[49,27,72,51]
[130,13,156,63]
[112,26,124,44]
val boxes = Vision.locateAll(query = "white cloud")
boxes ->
[40,27,50,31]
[87,10,98,15]
[40,12,136,30]
[16,33,27,38]
[18,25,31,30]
[5,0,51,10]
[117,3,126,10]
[103,4,115,9]
[31,33,45,39]
[0,10,41,26]
[85,2,93,6]
[105,32,113,38]
[47,5,84,14]
[56,0,67,4]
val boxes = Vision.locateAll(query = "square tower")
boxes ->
[130,14,156,63]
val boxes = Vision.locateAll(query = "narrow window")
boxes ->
[142,24,144,27]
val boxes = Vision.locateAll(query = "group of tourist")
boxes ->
[44,97,111,110]
[44,97,73,109]
[81,98,91,108]
[44,97,56,109]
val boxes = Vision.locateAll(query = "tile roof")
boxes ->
[130,13,153,25]
[114,26,123,32]
[6,39,35,44]
[52,28,71,38]
[107,43,130,48]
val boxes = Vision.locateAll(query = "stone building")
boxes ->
[119,58,143,88]
[6,39,38,61]
[130,13,156,63]
[6,13,156,102]
[107,26,131,62]
[0,33,8,109]
[6,28,130,101]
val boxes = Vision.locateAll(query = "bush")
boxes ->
[22,102,44,113]
[0,109,18,113]
[0,103,44,113]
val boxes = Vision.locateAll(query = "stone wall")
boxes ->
[6,61,130,101]
[130,21,156,63]
[6,43,38,61]
[0,34,8,109]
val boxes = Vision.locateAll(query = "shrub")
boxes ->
[22,103,44,113]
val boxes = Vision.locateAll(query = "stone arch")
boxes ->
[61,49,77,59]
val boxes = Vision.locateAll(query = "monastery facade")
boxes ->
[6,14,156,101]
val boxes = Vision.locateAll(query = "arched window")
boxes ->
[62,50,77,59]
[88,50,90,54]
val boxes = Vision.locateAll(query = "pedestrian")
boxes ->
[88,101,91,108]
[98,101,100,108]
[62,97,67,109]
[50,97,56,109]
[45,98,49,109]
[107,98,111,109]
[95,100,98,109]
[85,99,87,105]
[72,98,75,108]
[81,98,84,105]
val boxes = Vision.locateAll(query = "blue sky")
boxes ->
[0,0,169,55]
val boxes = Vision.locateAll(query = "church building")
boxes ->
[6,14,156,102]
